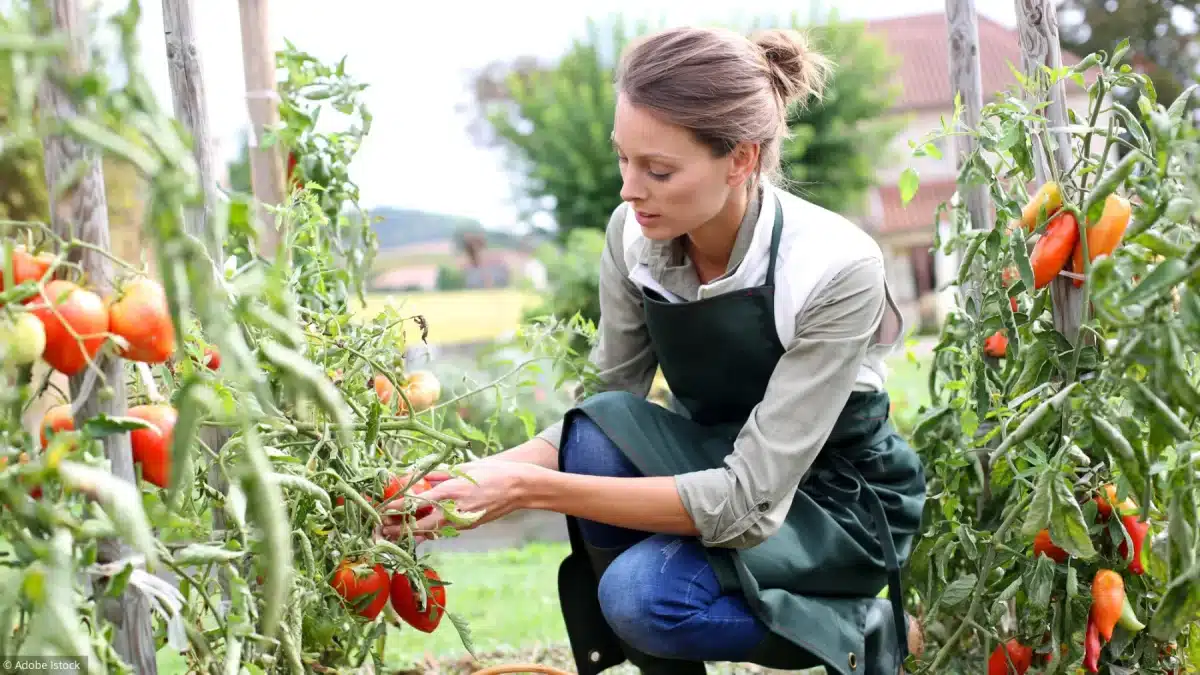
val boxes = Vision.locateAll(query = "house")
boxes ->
[860,13,1093,332]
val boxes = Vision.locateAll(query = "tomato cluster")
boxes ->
[330,559,447,632]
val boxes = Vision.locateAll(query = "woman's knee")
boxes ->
[561,416,641,479]
[597,535,767,661]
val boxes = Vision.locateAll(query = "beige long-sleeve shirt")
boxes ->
[536,181,904,549]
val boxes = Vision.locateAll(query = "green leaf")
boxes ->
[448,610,477,658]
[1149,564,1200,641]
[80,414,152,437]
[941,574,977,608]
[56,461,158,568]
[1067,565,1078,598]
[1029,554,1055,607]
[171,544,245,566]
[1049,477,1098,559]
[1023,470,1054,537]
[898,168,919,206]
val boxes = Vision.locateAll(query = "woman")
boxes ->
[383,25,926,675]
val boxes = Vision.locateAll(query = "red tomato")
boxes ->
[40,403,75,448]
[127,404,177,488]
[202,346,221,370]
[0,246,54,302]
[988,639,1033,675]
[390,567,446,633]
[108,276,175,364]
[984,331,1008,358]
[331,560,390,620]
[30,280,108,376]
[1032,528,1068,564]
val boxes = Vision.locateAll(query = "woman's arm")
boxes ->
[520,471,701,537]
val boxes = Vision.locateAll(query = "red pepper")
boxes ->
[987,639,1033,675]
[1118,514,1150,575]
[1084,610,1101,672]
[1091,569,1125,642]
[1029,212,1079,289]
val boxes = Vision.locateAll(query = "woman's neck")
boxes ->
[686,186,750,282]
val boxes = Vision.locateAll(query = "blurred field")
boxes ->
[356,289,542,345]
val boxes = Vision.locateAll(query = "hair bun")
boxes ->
[752,28,832,105]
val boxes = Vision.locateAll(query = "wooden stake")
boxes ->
[238,0,285,252]
[37,1,157,671]
[161,0,235,602]
[946,0,990,234]
[162,0,222,261]
[1014,0,1085,343]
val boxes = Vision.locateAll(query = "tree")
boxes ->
[468,12,903,242]
[1058,1,1200,107]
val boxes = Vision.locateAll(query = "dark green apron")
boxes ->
[555,201,925,675]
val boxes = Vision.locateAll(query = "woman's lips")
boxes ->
[635,211,659,225]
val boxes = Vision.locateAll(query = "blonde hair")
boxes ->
[614,26,832,183]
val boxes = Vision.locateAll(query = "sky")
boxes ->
[100,0,1023,232]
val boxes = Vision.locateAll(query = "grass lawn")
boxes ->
[356,289,541,345]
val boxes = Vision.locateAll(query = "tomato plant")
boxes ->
[0,4,597,673]
[904,39,1200,673]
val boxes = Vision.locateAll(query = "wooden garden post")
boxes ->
[161,0,235,602]
[37,0,158,671]
[1015,0,1085,342]
[945,0,989,236]
[238,0,285,253]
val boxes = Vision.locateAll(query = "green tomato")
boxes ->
[1,313,46,365]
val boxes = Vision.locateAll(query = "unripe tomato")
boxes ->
[373,374,396,406]
[108,276,175,364]
[127,404,177,488]
[40,404,75,449]
[0,246,54,302]
[390,567,446,633]
[331,560,390,620]
[1,313,46,365]
[30,280,108,376]
[1094,483,1138,521]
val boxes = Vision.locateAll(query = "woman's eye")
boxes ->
[648,170,672,181]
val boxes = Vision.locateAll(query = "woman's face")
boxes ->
[612,94,757,240]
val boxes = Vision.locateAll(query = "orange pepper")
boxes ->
[1094,483,1138,521]
[1091,569,1125,642]
[1030,212,1079,289]
[1072,194,1132,287]
[1019,181,1063,232]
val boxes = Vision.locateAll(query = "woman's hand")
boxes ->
[378,459,544,543]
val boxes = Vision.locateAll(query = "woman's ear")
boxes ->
[727,141,760,187]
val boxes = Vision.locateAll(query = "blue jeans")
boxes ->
[561,416,769,662]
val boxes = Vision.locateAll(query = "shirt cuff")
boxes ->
[534,419,565,451]
[675,467,778,549]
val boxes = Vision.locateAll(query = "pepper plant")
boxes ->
[0,1,594,672]
[903,41,1200,673]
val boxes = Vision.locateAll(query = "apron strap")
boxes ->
[764,196,784,286]
[835,456,909,666]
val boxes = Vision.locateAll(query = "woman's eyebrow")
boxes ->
[611,138,681,161]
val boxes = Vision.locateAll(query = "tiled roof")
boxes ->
[864,13,1086,113]
[876,179,960,234]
